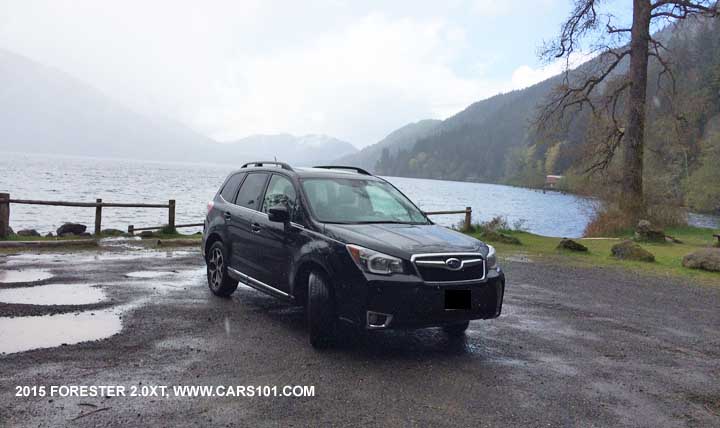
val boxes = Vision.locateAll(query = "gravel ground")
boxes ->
[0,247,719,427]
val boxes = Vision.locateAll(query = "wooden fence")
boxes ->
[425,207,472,231]
[0,192,472,238]
[0,192,185,238]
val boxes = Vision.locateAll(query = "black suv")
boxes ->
[202,162,505,347]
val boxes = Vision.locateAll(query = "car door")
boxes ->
[227,172,269,280]
[252,173,304,293]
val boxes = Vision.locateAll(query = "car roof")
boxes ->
[231,165,383,180]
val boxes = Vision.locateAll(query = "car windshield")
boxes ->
[301,178,429,224]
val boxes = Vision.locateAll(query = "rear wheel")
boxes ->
[307,271,337,348]
[442,321,470,337]
[206,241,238,297]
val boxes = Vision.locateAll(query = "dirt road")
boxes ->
[1,246,719,427]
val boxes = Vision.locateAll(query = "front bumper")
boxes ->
[361,270,505,329]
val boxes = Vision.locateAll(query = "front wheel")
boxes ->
[307,271,337,348]
[442,321,470,337]
[206,241,238,297]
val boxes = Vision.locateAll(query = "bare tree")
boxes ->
[539,0,718,218]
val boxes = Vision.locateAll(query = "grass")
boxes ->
[467,226,720,284]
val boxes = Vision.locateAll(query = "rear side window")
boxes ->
[220,173,246,202]
[235,173,269,210]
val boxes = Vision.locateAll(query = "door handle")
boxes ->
[251,222,262,233]
[224,212,232,220]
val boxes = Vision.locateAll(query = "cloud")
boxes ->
[510,52,595,90]
[0,0,579,147]
[195,13,505,145]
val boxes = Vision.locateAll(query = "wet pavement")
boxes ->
[0,246,719,427]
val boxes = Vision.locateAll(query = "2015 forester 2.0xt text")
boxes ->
[202,162,505,348]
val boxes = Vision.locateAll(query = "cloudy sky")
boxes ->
[0,0,629,148]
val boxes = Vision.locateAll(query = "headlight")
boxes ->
[486,245,498,269]
[346,244,404,275]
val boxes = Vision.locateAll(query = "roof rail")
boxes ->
[313,165,371,175]
[241,161,294,171]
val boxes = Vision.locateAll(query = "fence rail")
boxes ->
[0,191,473,239]
[0,192,176,238]
[425,206,472,231]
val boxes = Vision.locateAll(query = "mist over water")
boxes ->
[2,152,718,237]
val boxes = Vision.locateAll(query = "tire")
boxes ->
[206,241,238,297]
[307,271,337,348]
[442,321,470,337]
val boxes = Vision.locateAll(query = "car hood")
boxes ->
[323,223,487,259]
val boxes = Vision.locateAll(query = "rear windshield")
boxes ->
[300,178,428,224]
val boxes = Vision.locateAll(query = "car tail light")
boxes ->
[207,200,214,213]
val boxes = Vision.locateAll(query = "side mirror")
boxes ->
[268,204,290,223]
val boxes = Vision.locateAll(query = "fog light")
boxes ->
[366,311,393,329]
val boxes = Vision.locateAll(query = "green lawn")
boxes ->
[468,226,720,284]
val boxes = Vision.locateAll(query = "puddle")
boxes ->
[0,269,54,284]
[125,271,176,279]
[0,283,107,305]
[0,308,123,354]
[3,250,197,267]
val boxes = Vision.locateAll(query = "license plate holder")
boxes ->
[445,289,471,310]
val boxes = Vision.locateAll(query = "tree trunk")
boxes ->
[621,0,651,218]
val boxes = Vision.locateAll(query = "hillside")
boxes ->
[361,17,719,216]
[0,49,216,161]
[335,119,440,172]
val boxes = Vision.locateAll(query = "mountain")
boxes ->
[0,49,216,161]
[334,119,441,172]
[373,76,563,181]
[222,134,357,166]
[0,49,355,166]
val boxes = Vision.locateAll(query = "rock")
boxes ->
[139,231,156,238]
[17,229,41,237]
[481,230,522,245]
[682,248,720,272]
[665,235,682,244]
[45,232,54,238]
[634,219,665,243]
[78,232,92,237]
[6,226,16,236]
[557,238,588,252]
[611,240,655,262]
[101,228,125,236]
[57,223,87,236]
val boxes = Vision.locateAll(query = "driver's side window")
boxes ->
[262,174,299,222]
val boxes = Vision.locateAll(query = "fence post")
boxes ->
[0,193,9,239]
[168,200,176,230]
[128,225,134,236]
[464,207,472,231]
[95,198,102,235]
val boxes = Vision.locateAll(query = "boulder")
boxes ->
[101,228,125,236]
[17,229,41,237]
[45,232,54,238]
[611,240,655,262]
[634,219,666,243]
[682,248,720,272]
[57,223,87,236]
[7,226,15,236]
[480,230,522,245]
[557,238,588,252]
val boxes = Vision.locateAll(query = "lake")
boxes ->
[1,152,718,237]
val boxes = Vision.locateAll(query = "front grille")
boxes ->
[412,253,485,283]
